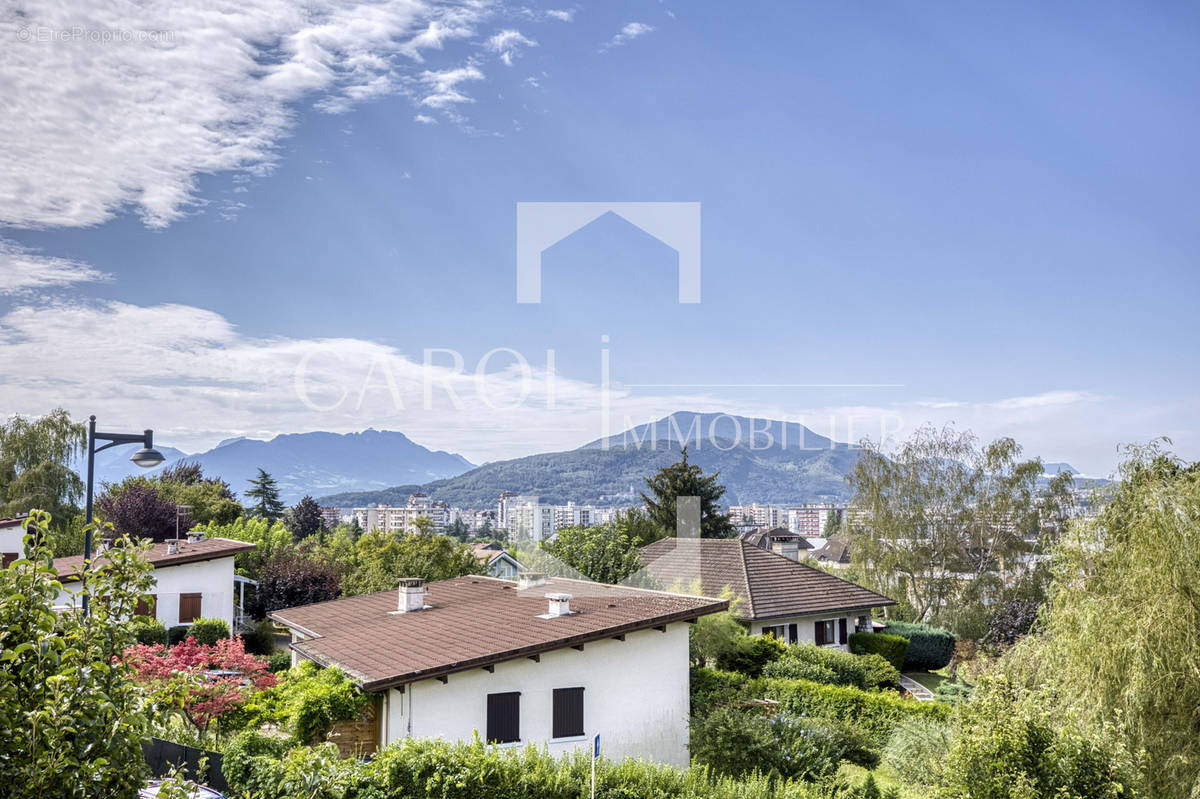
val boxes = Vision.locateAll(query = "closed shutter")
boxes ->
[1,552,16,568]
[486,692,521,743]
[814,620,825,646]
[838,618,848,645]
[552,687,585,738]
[787,624,798,644]
[179,593,202,623]
[136,594,157,617]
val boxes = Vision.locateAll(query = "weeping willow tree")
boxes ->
[846,425,1070,635]
[0,408,86,524]
[1003,442,1200,799]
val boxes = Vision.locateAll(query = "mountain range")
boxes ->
[87,429,474,503]
[316,412,864,508]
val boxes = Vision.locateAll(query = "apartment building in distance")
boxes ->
[355,493,450,535]
[787,504,844,537]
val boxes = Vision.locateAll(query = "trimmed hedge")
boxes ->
[763,643,900,691]
[187,617,231,646]
[690,667,748,713]
[755,677,950,744]
[881,621,955,670]
[131,615,168,646]
[848,632,908,672]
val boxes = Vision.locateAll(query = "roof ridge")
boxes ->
[736,540,755,616]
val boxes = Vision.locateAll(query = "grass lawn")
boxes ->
[904,670,948,693]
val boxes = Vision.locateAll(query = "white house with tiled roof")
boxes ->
[639,538,895,648]
[51,535,256,630]
[270,573,727,766]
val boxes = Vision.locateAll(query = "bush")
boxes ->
[756,677,950,744]
[880,621,954,670]
[187,617,230,646]
[883,716,954,786]
[268,650,292,672]
[242,618,277,656]
[939,676,1142,799]
[764,644,899,691]
[690,667,747,714]
[934,676,974,704]
[716,634,785,676]
[167,624,189,645]
[690,705,841,781]
[848,632,908,672]
[131,614,168,645]
[225,733,874,799]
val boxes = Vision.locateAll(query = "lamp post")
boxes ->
[82,415,166,613]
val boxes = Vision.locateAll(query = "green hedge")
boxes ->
[187,617,231,646]
[755,677,950,744]
[881,621,955,670]
[763,643,900,691]
[130,615,168,646]
[848,632,908,672]
[690,667,748,714]
[223,732,882,799]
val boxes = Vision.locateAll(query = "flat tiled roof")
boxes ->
[52,537,256,582]
[269,575,728,691]
[639,538,893,620]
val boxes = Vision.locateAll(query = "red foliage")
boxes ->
[123,635,276,732]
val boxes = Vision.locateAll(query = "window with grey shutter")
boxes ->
[838,618,848,644]
[814,620,825,645]
[552,687,584,738]
[486,692,521,743]
[787,624,798,644]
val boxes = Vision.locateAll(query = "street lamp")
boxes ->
[82,415,165,613]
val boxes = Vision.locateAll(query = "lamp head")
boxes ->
[130,447,165,468]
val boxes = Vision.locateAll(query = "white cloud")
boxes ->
[416,65,485,107]
[485,29,537,66]
[0,239,110,294]
[0,0,583,230]
[0,290,1175,474]
[414,113,439,124]
[601,21,654,51]
[545,9,574,22]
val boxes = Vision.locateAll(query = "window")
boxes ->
[838,618,848,645]
[762,624,788,641]
[552,687,585,738]
[814,619,836,646]
[135,594,157,617]
[179,592,202,623]
[486,691,521,744]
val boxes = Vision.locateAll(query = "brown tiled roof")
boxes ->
[812,535,852,565]
[740,527,814,550]
[269,576,727,691]
[639,538,893,621]
[52,537,256,582]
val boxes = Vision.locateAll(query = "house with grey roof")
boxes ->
[639,537,893,648]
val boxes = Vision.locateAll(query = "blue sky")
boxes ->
[1,0,1197,473]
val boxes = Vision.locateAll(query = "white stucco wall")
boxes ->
[376,623,692,767]
[55,555,237,629]
[0,526,25,560]
[749,611,874,651]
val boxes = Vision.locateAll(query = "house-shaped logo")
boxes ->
[516,202,701,304]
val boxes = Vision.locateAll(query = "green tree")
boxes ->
[846,425,1067,636]
[194,516,293,579]
[1001,443,1200,798]
[285,495,324,540]
[641,446,735,539]
[245,468,285,523]
[0,511,157,798]
[154,461,242,526]
[341,531,483,596]
[444,518,470,540]
[540,522,643,584]
[0,409,85,525]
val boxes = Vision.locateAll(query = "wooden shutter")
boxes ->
[1,552,17,568]
[787,624,798,644]
[814,620,825,646]
[486,692,521,743]
[838,618,848,645]
[136,594,157,617]
[179,593,202,624]
[552,687,585,738]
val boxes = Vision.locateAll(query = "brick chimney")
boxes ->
[396,578,426,613]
